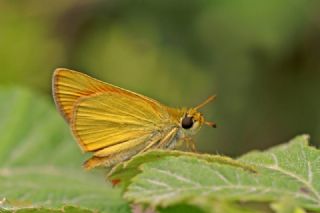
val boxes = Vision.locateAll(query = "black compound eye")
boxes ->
[181,116,194,129]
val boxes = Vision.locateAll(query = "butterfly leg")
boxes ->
[138,132,167,153]
[139,127,178,153]
[155,127,179,149]
[185,137,197,152]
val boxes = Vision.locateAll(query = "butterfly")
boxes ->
[52,68,216,169]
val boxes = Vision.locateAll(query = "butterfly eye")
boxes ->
[181,116,194,129]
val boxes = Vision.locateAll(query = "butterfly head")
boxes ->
[180,96,217,136]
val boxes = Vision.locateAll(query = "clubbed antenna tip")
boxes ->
[205,121,217,128]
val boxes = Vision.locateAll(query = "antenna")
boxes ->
[194,95,216,110]
[194,95,217,128]
[205,121,217,128]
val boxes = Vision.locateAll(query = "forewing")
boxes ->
[72,93,169,152]
[52,68,164,123]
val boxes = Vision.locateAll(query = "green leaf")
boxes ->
[0,206,93,213]
[239,135,319,210]
[0,88,130,213]
[123,135,319,211]
[158,204,205,213]
[270,198,306,213]
[159,198,262,213]
[108,149,256,189]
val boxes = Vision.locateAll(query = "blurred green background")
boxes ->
[1,0,320,157]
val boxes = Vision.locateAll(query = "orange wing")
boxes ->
[52,68,175,152]
[52,68,163,123]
